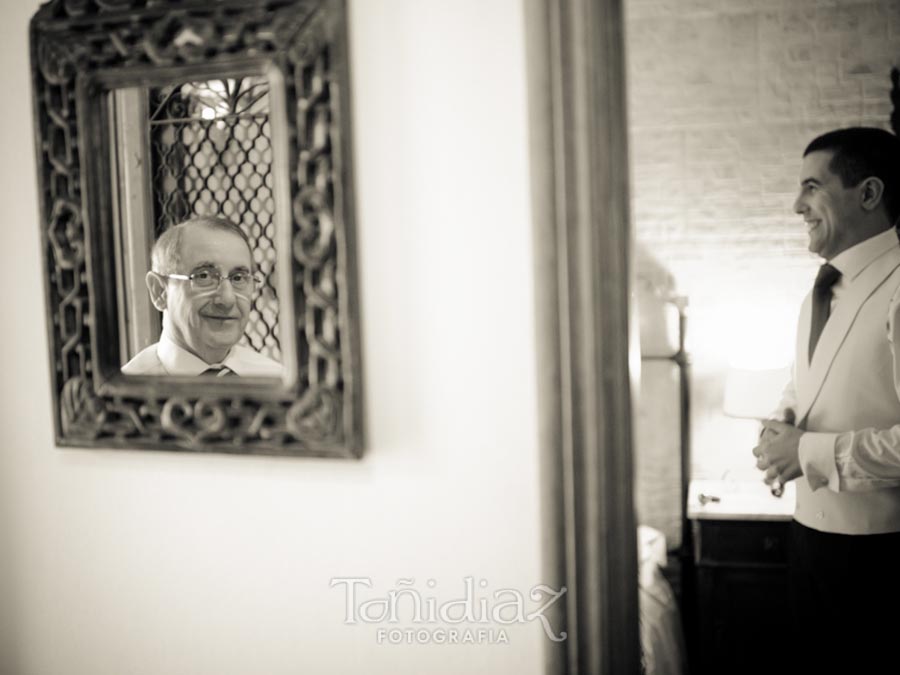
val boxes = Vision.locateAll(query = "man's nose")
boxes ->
[793,193,806,214]
[213,277,237,303]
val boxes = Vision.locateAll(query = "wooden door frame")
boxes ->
[524,0,640,673]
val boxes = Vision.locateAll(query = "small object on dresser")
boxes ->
[697,493,721,505]
[770,478,784,498]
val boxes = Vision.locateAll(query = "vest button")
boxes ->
[816,511,825,519]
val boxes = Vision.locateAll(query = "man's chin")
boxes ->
[807,237,824,257]
[200,327,243,350]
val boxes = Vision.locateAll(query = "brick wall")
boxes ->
[625,0,900,478]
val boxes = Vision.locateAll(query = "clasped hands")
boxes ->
[752,411,803,489]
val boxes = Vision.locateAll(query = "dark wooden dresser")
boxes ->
[687,480,794,675]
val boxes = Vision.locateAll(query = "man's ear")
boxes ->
[146,271,167,311]
[860,176,885,212]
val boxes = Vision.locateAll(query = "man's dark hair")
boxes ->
[151,216,253,274]
[804,127,900,224]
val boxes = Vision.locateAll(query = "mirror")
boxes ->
[109,76,284,377]
[31,0,362,456]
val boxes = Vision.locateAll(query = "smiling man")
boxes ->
[752,127,900,671]
[122,216,281,377]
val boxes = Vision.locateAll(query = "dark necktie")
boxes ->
[808,263,842,361]
[201,366,237,377]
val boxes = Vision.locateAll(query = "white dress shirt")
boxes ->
[121,333,282,377]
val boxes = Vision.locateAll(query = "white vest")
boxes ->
[795,244,900,534]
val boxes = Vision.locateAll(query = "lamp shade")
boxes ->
[723,366,791,419]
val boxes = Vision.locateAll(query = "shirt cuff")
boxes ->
[798,432,841,492]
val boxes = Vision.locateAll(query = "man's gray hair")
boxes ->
[151,216,253,274]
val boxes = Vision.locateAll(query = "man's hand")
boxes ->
[753,419,803,487]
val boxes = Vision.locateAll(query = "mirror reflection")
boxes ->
[109,76,283,377]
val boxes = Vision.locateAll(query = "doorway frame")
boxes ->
[524,0,640,672]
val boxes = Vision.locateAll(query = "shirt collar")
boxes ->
[158,333,236,376]
[829,228,899,282]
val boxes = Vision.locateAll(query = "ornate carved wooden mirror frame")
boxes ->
[30,0,362,458]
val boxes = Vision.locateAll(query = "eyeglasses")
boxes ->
[161,268,264,293]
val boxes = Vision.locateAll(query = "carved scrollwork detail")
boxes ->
[160,398,230,445]
[159,398,193,432]
[104,400,147,437]
[292,186,335,266]
[37,37,78,85]
[142,15,221,66]
[305,259,337,307]
[48,199,85,270]
[193,400,228,434]
[286,386,340,442]
[61,376,107,439]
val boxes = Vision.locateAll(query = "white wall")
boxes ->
[0,2,545,674]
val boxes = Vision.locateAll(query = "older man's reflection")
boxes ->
[122,216,281,377]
